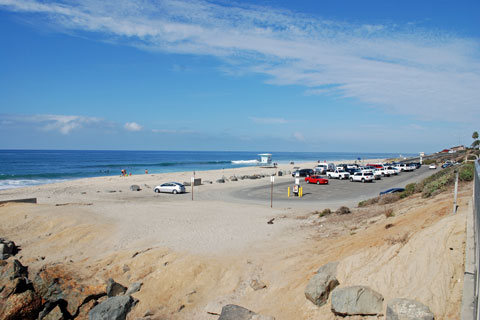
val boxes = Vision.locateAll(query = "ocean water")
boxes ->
[0,150,413,190]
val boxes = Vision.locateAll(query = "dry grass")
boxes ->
[386,232,410,245]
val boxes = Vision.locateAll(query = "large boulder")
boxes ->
[218,304,274,320]
[386,298,434,320]
[305,262,339,306]
[33,264,106,316]
[331,285,384,316]
[88,295,136,320]
[0,259,42,320]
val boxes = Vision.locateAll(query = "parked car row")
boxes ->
[293,160,421,185]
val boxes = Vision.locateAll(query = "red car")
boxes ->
[305,175,328,185]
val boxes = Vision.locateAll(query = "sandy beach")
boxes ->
[0,160,469,319]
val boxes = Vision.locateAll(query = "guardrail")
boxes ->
[476,160,480,320]
[463,160,480,319]
[461,159,480,319]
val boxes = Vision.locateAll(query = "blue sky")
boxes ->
[0,0,479,153]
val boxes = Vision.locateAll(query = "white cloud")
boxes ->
[124,122,143,131]
[1,0,480,122]
[1,114,101,134]
[251,117,287,124]
[293,132,305,142]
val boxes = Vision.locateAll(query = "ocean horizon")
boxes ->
[0,149,415,190]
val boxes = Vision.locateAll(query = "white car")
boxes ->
[154,182,186,194]
[429,164,437,170]
[385,166,399,175]
[350,172,374,183]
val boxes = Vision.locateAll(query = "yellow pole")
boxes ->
[299,186,303,197]
[288,187,290,197]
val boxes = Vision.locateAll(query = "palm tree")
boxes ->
[472,131,480,149]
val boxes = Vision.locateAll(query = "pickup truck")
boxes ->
[327,168,350,180]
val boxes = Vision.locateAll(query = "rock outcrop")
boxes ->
[218,304,275,320]
[0,259,42,320]
[304,262,339,306]
[88,295,136,320]
[331,285,384,316]
[386,298,434,320]
[0,238,18,260]
[33,264,106,317]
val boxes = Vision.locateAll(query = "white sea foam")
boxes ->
[0,179,70,190]
[231,160,259,164]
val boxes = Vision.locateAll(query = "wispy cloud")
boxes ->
[124,122,143,131]
[151,128,196,134]
[293,132,305,142]
[251,117,287,124]
[1,0,479,122]
[1,114,101,134]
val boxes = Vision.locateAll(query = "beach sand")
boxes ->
[0,161,469,319]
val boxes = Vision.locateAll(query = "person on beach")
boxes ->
[145,169,148,174]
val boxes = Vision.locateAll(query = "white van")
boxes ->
[314,163,335,174]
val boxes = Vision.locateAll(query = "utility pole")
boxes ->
[270,175,274,208]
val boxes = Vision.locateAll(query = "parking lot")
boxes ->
[231,166,436,208]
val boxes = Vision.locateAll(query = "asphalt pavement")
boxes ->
[229,166,437,209]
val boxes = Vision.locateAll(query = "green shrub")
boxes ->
[422,172,455,198]
[319,208,332,217]
[422,159,436,165]
[459,163,474,181]
[400,183,416,198]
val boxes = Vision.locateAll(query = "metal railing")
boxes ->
[475,160,480,320]
[462,159,480,320]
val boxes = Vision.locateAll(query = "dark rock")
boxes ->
[386,298,434,320]
[331,285,384,316]
[122,264,130,273]
[230,176,238,181]
[203,180,213,184]
[0,238,18,260]
[125,282,142,295]
[88,295,136,320]
[305,262,339,306]
[129,185,141,191]
[216,179,225,183]
[335,206,351,215]
[218,304,275,320]
[106,278,127,297]
[278,171,283,176]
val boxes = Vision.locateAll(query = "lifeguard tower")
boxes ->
[258,153,273,167]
